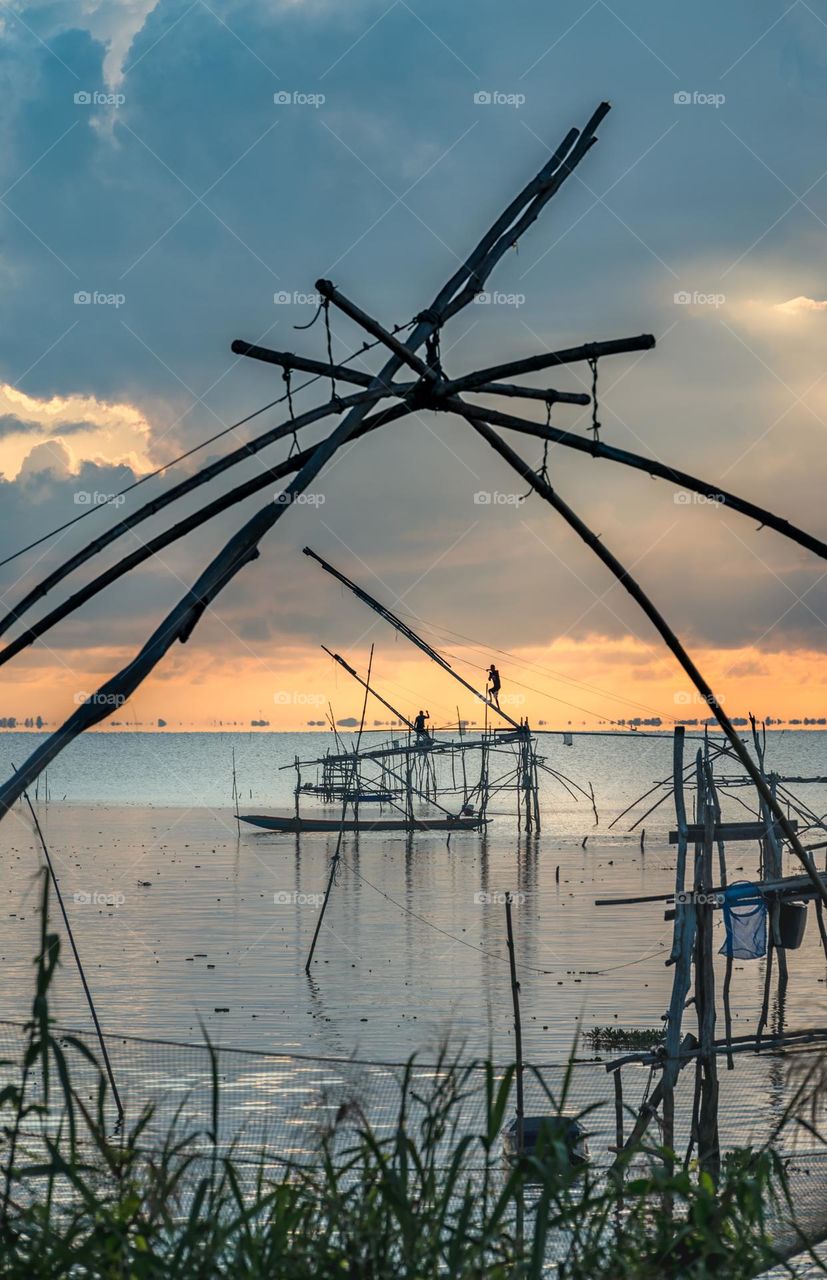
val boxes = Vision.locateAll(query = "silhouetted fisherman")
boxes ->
[487,664,501,709]
[413,709,430,740]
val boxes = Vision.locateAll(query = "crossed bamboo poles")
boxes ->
[1,100,826,908]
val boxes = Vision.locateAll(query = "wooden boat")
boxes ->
[238,812,484,834]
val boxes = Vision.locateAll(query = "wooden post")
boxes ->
[660,726,695,1174]
[704,757,734,1069]
[505,891,524,1252]
[304,754,357,974]
[231,745,240,836]
[694,753,720,1181]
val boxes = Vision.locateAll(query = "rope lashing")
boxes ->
[425,328,443,379]
[282,369,300,457]
[322,298,343,410]
[520,404,552,499]
[588,355,601,450]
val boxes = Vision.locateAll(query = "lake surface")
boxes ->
[1,728,825,1063]
[3,727,827,1275]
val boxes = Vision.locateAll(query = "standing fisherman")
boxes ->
[413,709,430,741]
[487,664,501,710]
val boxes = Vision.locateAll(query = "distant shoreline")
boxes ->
[1,726,826,737]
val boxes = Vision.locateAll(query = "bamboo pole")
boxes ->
[304,548,524,731]
[465,382,590,406]
[449,397,827,564]
[704,755,734,1070]
[505,891,524,1251]
[230,340,376,386]
[321,646,415,732]
[660,727,695,1160]
[694,756,720,1180]
[446,335,655,394]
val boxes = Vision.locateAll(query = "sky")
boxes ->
[1,0,827,730]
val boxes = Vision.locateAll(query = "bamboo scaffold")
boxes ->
[279,640,556,832]
[598,723,827,1190]
[1,95,826,913]
[302,548,545,832]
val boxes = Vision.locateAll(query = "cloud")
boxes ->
[0,384,156,479]
[774,295,827,316]
[17,439,74,480]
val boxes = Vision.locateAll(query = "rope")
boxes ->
[520,404,552,499]
[588,356,601,449]
[283,369,300,457]
[323,299,342,409]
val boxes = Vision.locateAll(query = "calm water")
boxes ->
[0,729,825,1062]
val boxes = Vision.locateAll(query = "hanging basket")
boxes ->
[779,901,808,950]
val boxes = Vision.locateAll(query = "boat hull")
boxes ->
[238,813,483,833]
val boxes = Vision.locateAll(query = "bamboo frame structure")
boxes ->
[1,97,825,873]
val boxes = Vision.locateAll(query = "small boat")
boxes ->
[238,812,484,834]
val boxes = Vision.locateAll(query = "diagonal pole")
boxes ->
[305,548,523,731]
[455,417,827,909]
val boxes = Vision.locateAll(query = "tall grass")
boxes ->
[0,871,819,1278]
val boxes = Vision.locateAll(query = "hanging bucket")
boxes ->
[779,901,808,950]
[719,881,767,960]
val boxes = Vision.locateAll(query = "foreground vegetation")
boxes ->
[0,875,820,1277]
